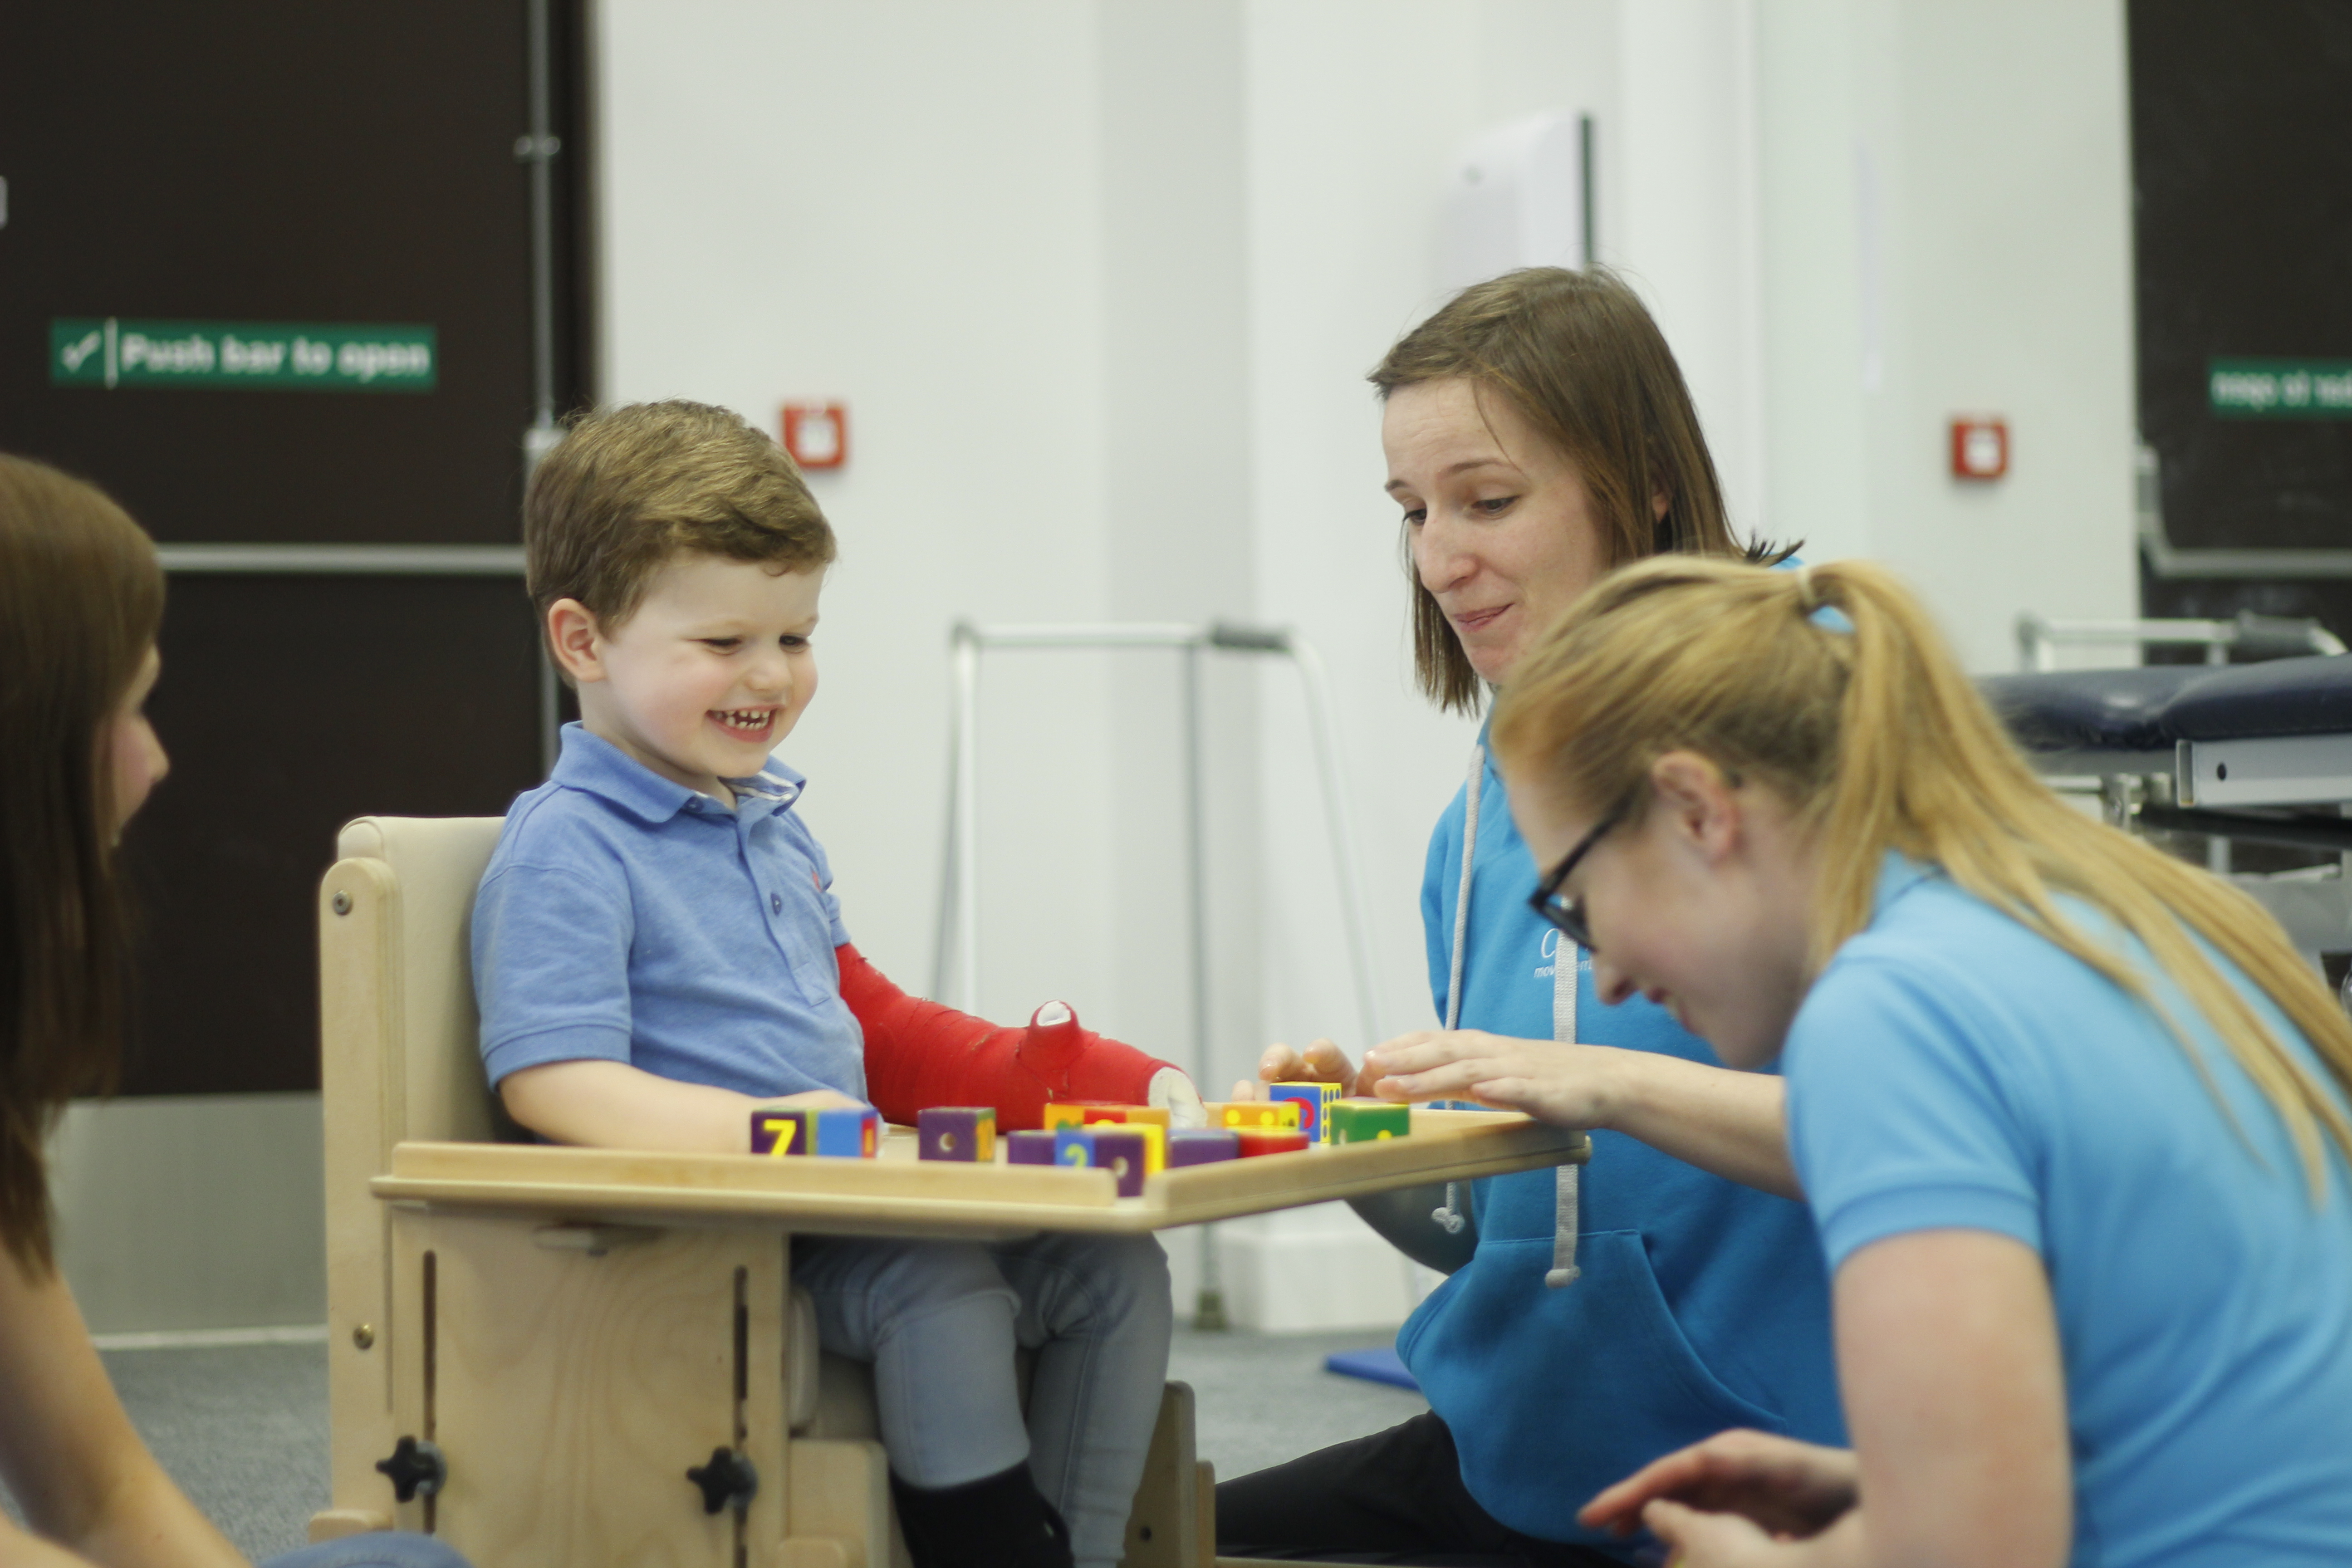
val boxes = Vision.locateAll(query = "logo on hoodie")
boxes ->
[1534,926,1591,982]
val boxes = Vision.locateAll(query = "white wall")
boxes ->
[54,1095,325,1334]
[583,0,2138,1336]
[51,0,2141,1338]
[1756,0,2139,672]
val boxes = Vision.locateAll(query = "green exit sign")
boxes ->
[2208,358,2352,420]
[50,318,436,392]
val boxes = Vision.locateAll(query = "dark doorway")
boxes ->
[2129,0,2352,637]
[0,2,594,1093]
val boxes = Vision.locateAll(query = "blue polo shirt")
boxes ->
[1788,858,2352,1568]
[471,723,867,1100]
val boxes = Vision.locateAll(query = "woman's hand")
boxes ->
[1228,1037,1369,1100]
[1581,1430,1859,1541]
[1362,1030,1627,1125]
[1363,1030,1803,1199]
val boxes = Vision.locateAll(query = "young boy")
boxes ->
[471,401,1198,1568]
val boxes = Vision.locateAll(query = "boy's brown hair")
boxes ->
[525,401,837,643]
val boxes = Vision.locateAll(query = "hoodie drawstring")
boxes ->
[1433,745,1484,1237]
[1434,741,1582,1284]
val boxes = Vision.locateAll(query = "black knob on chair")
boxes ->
[686,1446,760,1515]
[374,1436,447,1503]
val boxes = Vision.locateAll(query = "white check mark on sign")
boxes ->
[60,331,101,371]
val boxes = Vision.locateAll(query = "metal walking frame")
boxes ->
[927,619,1386,1328]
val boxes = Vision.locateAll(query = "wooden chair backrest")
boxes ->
[326,814,508,1150]
[318,813,506,1512]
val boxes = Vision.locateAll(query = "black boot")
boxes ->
[891,1461,1074,1568]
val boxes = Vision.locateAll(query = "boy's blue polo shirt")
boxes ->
[1788,858,2352,1568]
[471,723,867,1100]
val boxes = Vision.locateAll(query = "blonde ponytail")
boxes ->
[1492,556,2352,1200]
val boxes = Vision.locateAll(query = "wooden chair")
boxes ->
[310,815,1211,1568]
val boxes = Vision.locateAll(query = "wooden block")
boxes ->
[1329,1099,1410,1144]
[916,1107,996,1162]
[814,1106,883,1158]
[753,1106,816,1156]
[1202,1100,1300,1132]
[1091,1129,1149,1197]
[1232,1127,1310,1158]
[1132,1122,1167,1173]
[1004,1129,1058,1166]
[1052,1127,1098,1169]
[1269,1083,1339,1142]
[1165,1130,1240,1166]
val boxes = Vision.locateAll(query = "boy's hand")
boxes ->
[1146,1068,1208,1129]
[763,1088,868,1112]
[1230,1037,1366,1101]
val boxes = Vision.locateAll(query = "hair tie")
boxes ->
[1795,570,1853,634]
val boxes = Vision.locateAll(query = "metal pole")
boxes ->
[520,0,561,461]
[930,687,964,1004]
[1181,645,1230,1328]
[953,629,983,1013]
[932,621,1386,1052]
[1288,635,1385,1051]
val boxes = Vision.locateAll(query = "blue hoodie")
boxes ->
[1395,740,1844,1552]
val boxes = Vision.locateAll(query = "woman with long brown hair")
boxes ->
[1484,557,2352,1565]
[1217,269,1840,1565]
[0,453,471,1568]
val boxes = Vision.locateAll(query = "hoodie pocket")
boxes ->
[1406,1227,1787,1543]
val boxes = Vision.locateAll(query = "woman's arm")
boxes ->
[0,1248,246,1568]
[499,1059,859,1153]
[1362,1030,1802,1199]
[1828,1229,2072,1568]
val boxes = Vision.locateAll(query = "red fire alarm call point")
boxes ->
[1949,416,2008,480]
[781,402,848,470]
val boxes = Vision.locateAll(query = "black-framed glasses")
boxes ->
[1528,804,1629,950]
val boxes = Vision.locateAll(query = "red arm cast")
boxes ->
[837,943,1176,1131]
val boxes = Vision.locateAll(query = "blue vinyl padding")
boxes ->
[1323,1346,1421,1392]
[1983,654,2352,753]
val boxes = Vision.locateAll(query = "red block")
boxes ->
[1234,1128,1310,1158]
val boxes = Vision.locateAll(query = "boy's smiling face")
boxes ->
[551,552,823,799]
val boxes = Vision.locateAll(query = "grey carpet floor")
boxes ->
[66,1328,1422,1561]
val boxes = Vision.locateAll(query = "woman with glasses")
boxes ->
[1484,556,2352,1567]
[1215,269,1842,1567]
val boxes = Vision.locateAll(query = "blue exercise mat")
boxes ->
[1323,1346,1420,1391]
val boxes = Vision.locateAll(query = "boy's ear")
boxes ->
[545,598,606,684]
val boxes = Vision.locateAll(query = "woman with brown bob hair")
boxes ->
[0,453,470,1568]
[1216,270,1841,1565]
